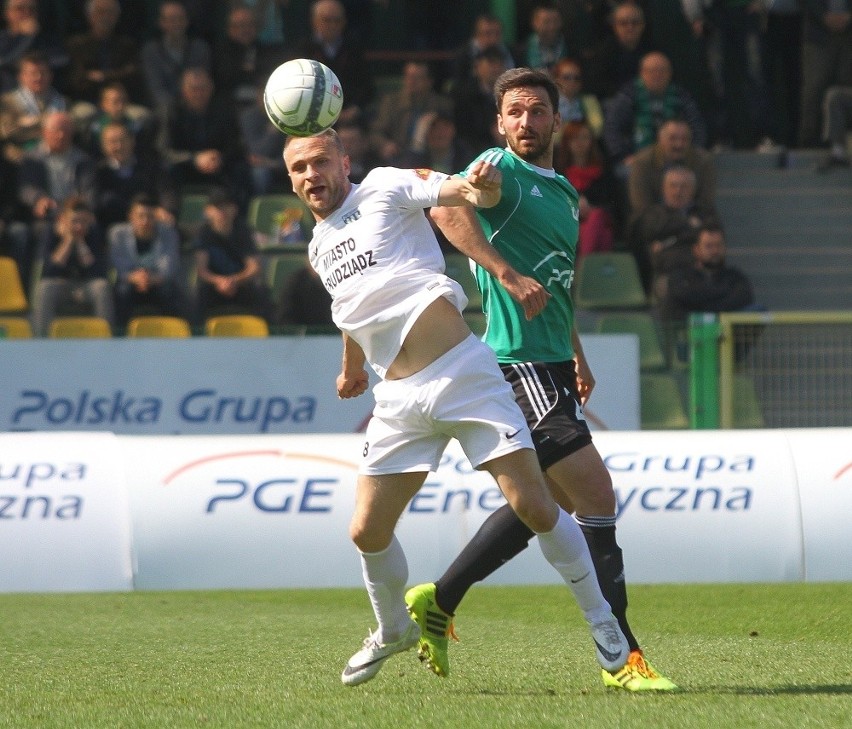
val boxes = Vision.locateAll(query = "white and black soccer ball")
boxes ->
[263,59,344,137]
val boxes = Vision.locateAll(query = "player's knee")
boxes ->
[512,494,558,534]
[349,518,392,553]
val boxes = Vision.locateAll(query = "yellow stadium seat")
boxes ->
[205,314,269,337]
[0,256,28,313]
[0,316,33,338]
[48,316,112,338]
[127,315,192,338]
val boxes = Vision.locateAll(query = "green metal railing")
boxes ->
[689,311,852,429]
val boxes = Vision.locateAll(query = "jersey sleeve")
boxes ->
[460,147,508,177]
[367,166,448,209]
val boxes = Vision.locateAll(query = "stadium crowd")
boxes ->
[0,0,847,336]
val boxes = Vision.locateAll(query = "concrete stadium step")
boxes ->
[714,151,852,311]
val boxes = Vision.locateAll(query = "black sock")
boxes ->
[576,517,639,652]
[434,503,534,614]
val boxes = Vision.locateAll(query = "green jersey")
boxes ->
[463,147,580,364]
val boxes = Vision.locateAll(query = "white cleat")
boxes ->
[341,621,421,686]
[589,616,629,672]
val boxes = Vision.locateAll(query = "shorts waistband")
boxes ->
[389,333,480,388]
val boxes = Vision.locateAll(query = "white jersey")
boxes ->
[308,166,468,378]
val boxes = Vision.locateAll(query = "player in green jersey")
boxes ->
[406,67,678,691]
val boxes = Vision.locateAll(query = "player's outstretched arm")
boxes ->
[436,160,502,208]
[430,205,550,320]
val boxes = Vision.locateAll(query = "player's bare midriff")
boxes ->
[385,296,471,380]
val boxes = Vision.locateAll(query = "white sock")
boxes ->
[536,508,613,624]
[359,535,411,643]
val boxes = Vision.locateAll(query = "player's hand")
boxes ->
[466,159,502,207]
[499,269,550,320]
[466,160,502,188]
[573,354,596,405]
[336,369,369,399]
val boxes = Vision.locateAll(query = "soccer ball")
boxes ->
[264,59,344,137]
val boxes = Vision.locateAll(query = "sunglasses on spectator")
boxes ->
[559,73,582,81]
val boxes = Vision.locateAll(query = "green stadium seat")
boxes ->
[733,374,765,428]
[640,373,689,429]
[248,194,314,247]
[574,252,647,310]
[444,253,482,311]
[267,251,310,296]
[463,310,488,337]
[177,193,208,240]
[596,312,667,371]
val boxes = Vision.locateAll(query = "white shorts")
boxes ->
[360,334,534,475]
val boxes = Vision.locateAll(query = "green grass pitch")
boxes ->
[2,583,849,728]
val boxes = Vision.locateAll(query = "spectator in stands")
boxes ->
[239,85,289,194]
[336,120,379,183]
[0,0,67,93]
[0,152,17,255]
[288,0,372,125]
[451,45,507,156]
[0,50,66,163]
[798,0,852,148]
[660,222,754,325]
[551,57,603,139]
[603,51,707,177]
[192,186,273,324]
[555,120,616,257]
[762,0,802,149]
[94,122,176,230]
[274,261,334,328]
[30,195,113,336]
[214,4,276,112]
[141,0,212,114]
[513,2,569,72]
[109,192,189,328]
[396,109,473,175]
[657,221,758,364]
[628,117,716,220]
[681,0,772,150]
[629,164,717,295]
[10,109,96,289]
[449,12,515,89]
[65,0,146,116]
[584,1,653,101]
[816,85,852,171]
[156,66,251,208]
[369,60,452,163]
[78,81,155,159]
[239,0,287,51]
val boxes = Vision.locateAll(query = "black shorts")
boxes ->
[500,360,593,471]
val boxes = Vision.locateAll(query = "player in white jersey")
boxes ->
[283,129,627,686]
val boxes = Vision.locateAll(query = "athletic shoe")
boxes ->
[601,649,679,691]
[340,620,420,686]
[405,583,457,677]
[589,616,629,672]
